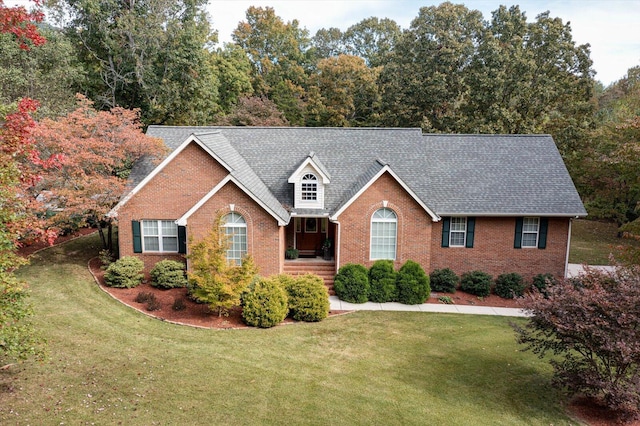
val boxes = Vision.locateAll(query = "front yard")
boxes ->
[0,233,579,425]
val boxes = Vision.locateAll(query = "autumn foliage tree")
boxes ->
[514,267,640,419]
[31,94,166,250]
[187,215,258,316]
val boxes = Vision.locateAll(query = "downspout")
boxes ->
[564,219,573,278]
[334,220,341,272]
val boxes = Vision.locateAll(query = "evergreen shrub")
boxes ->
[333,263,370,303]
[495,272,525,299]
[396,260,430,304]
[104,256,144,288]
[150,260,187,289]
[460,270,492,297]
[368,260,397,302]
[430,268,459,293]
[241,278,289,328]
[281,274,329,322]
[532,273,557,296]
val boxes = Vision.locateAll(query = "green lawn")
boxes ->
[569,219,639,265]
[1,233,578,425]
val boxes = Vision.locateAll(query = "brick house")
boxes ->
[108,126,587,285]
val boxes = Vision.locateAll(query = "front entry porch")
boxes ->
[286,217,335,259]
[283,257,336,294]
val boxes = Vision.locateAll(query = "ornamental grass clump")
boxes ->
[430,268,459,293]
[241,278,289,328]
[494,272,525,299]
[104,256,144,288]
[395,260,430,305]
[368,260,397,303]
[280,274,329,322]
[460,270,492,298]
[333,263,370,303]
[150,259,187,289]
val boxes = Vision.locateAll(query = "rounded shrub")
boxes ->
[333,263,370,303]
[104,256,144,288]
[460,270,492,297]
[494,272,525,299]
[150,260,187,289]
[368,260,397,303]
[282,273,329,322]
[532,273,557,296]
[395,260,430,305]
[241,278,289,328]
[430,268,459,293]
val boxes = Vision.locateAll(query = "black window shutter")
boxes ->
[538,218,548,249]
[441,217,450,248]
[514,217,523,249]
[178,225,187,254]
[132,220,142,253]
[465,217,475,248]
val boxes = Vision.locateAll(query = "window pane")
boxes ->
[144,236,159,251]
[162,237,178,252]
[143,221,158,236]
[371,220,396,259]
[523,217,539,232]
[450,231,465,247]
[522,233,537,247]
[450,217,466,231]
[161,220,177,236]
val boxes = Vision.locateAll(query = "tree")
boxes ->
[215,96,289,127]
[310,54,381,126]
[232,6,310,124]
[52,0,220,125]
[0,26,85,119]
[343,17,400,67]
[0,0,46,49]
[210,44,254,114]
[30,94,166,251]
[187,215,258,316]
[514,267,640,419]
[311,27,345,60]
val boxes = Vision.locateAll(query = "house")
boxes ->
[108,126,587,287]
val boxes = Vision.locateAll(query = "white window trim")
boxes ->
[370,208,397,260]
[449,217,467,247]
[522,217,540,248]
[141,220,178,253]
[223,213,247,264]
[301,173,318,201]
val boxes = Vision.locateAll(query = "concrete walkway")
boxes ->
[329,296,529,317]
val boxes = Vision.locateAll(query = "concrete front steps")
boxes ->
[283,258,336,295]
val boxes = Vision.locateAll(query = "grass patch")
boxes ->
[1,233,577,425]
[569,219,640,264]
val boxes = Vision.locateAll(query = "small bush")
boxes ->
[333,263,370,303]
[438,296,454,304]
[281,274,329,322]
[172,298,187,311]
[395,260,430,305]
[135,291,154,304]
[460,270,492,298]
[145,294,161,311]
[150,260,187,289]
[241,278,289,328]
[98,249,115,269]
[104,256,144,288]
[532,273,557,296]
[495,273,525,299]
[368,260,397,302]
[430,268,459,293]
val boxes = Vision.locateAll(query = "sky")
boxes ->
[207,0,640,86]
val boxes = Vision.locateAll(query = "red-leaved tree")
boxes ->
[0,0,46,49]
[31,94,166,251]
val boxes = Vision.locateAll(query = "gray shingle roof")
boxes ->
[145,126,587,218]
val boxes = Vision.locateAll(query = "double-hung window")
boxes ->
[521,217,539,248]
[449,217,467,247]
[142,220,178,252]
[370,208,397,260]
[223,212,247,265]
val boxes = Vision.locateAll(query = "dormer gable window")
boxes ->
[301,173,318,201]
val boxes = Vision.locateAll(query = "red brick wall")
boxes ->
[338,172,433,270]
[117,142,282,274]
[430,217,570,281]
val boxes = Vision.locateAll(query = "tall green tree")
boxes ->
[51,0,220,125]
[232,6,310,124]
[209,44,254,114]
[343,17,400,67]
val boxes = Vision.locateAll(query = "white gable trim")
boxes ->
[331,165,440,222]
[177,174,288,227]
[287,155,331,184]
[107,133,232,218]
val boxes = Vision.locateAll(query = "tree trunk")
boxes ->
[98,226,107,250]
[107,222,113,253]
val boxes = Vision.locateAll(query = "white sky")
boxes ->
[6,0,640,85]
[208,0,640,86]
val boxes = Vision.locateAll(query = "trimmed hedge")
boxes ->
[495,272,525,299]
[430,268,459,293]
[241,278,289,328]
[396,260,430,305]
[368,260,397,303]
[150,260,187,289]
[104,256,144,288]
[281,274,329,322]
[334,263,370,303]
[460,270,492,297]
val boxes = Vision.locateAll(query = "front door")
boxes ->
[296,218,325,257]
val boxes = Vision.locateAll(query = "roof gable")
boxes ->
[288,152,331,184]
